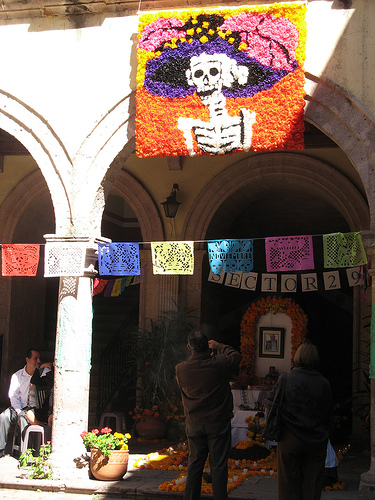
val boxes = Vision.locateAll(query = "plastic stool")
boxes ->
[11,423,21,456]
[99,412,126,432]
[22,425,45,453]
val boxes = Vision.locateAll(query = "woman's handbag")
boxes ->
[262,373,287,442]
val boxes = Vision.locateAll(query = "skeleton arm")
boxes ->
[178,117,199,156]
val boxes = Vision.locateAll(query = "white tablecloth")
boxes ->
[231,390,271,447]
[231,389,262,410]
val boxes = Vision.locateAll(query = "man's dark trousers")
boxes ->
[184,419,231,500]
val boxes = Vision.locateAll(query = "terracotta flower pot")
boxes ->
[90,448,129,481]
[135,415,167,440]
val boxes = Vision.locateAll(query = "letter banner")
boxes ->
[98,242,141,276]
[1,243,40,276]
[265,235,314,272]
[151,241,194,275]
[323,232,367,268]
[207,239,253,274]
[136,3,306,158]
[208,268,362,292]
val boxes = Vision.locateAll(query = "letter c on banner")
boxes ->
[241,272,258,291]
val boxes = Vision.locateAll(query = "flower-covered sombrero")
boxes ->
[136,3,306,158]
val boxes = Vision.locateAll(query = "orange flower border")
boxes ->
[239,296,308,379]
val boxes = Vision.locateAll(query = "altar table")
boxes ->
[231,389,269,446]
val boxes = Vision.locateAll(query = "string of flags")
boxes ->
[0,233,368,293]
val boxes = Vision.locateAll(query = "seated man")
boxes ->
[0,348,51,457]
[28,361,53,427]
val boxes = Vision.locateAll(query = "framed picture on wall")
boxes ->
[259,327,285,358]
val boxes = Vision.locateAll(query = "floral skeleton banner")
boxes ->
[265,235,314,272]
[136,3,306,157]
[207,239,253,274]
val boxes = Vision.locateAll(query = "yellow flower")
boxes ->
[200,36,208,43]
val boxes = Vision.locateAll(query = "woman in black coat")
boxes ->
[265,343,334,500]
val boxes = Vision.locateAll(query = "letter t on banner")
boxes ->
[261,274,277,292]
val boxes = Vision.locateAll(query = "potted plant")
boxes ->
[81,427,131,480]
[127,307,195,440]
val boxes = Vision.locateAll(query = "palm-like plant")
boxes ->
[129,307,195,417]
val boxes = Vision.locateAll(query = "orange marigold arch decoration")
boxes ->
[239,296,308,378]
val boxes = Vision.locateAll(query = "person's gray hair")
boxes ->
[294,342,319,369]
[187,331,209,352]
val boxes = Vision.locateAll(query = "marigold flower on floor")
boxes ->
[134,440,277,493]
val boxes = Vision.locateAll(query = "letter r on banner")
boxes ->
[301,273,318,292]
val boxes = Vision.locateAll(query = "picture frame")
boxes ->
[259,327,285,358]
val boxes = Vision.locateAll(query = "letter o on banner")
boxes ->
[281,275,297,293]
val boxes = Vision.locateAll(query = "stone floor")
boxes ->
[0,440,370,500]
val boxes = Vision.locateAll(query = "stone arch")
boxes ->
[0,170,54,393]
[109,169,163,242]
[72,95,136,236]
[182,153,370,242]
[0,170,52,243]
[0,90,73,232]
[304,73,375,227]
[107,170,166,327]
[83,73,375,235]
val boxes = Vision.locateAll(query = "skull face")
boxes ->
[187,54,223,104]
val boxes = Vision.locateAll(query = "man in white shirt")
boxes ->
[0,348,41,457]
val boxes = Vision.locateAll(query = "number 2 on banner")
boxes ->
[323,271,341,290]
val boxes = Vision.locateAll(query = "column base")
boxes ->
[50,451,89,481]
[359,471,375,500]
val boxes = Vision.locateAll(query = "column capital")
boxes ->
[360,230,375,250]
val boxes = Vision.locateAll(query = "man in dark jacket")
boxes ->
[176,331,241,500]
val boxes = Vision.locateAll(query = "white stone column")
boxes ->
[44,235,99,478]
